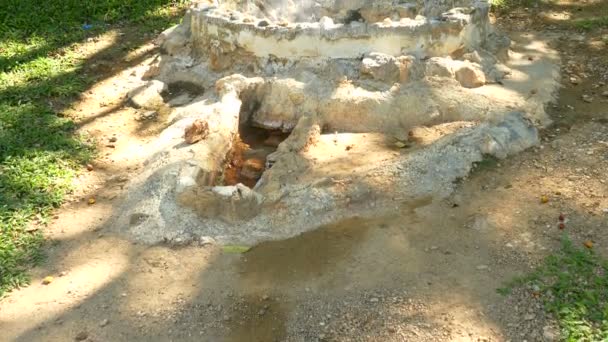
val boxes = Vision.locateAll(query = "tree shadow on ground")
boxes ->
[0,0,188,296]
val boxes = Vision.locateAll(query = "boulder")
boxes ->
[128,80,166,109]
[454,62,486,88]
[425,57,456,78]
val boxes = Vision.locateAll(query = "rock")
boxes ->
[99,319,109,327]
[569,77,580,85]
[425,57,455,78]
[361,53,400,83]
[258,20,269,27]
[542,325,558,341]
[602,90,608,97]
[199,236,216,246]
[476,265,489,270]
[455,63,486,88]
[581,94,593,103]
[184,119,209,144]
[167,93,194,107]
[524,313,535,320]
[42,276,54,285]
[157,23,191,56]
[86,164,94,171]
[74,331,88,341]
[109,136,117,143]
[136,110,158,121]
[128,80,166,109]
[319,16,334,29]
[241,158,265,180]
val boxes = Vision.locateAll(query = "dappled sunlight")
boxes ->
[0,237,130,332]
[121,245,217,315]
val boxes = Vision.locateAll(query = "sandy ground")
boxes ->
[1,2,608,341]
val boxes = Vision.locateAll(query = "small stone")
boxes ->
[184,119,209,144]
[137,110,157,121]
[257,20,269,27]
[581,94,593,103]
[543,325,558,341]
[369,297,379,303]
[86,164,94,171]
[602,90,608,97]
[42,276,54,285]
[262,294,270,301]
[109,136,117,143]
[258,309,266,316]
[569,77,580,85]
[524,313,535,320]
[99,319,109,327]
[199,236,215,246]
[74,331,88,341]
[476,265,489,270]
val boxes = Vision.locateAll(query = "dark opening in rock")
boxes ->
[343,9,363,24]
[223,122,289,188]
[161,81,204,105]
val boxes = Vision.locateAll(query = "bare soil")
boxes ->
[1,2,607,341]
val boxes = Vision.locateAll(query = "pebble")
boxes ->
[581,94,593,103]
[109,136,117,143]
[99,319,109,327]
[75,331,88,341]
[524,313,535,320]
[476,265,489,270]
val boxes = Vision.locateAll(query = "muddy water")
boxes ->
[223,199,433,341]
[223,124,288,188]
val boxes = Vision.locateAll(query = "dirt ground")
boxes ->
[1,1,608,341]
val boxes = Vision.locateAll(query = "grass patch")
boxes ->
[0,0,188,297]
[499,236,608,341]
[574,16,608,30]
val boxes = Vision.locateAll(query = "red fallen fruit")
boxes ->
[558,214,565,222]
[558,223,565,230]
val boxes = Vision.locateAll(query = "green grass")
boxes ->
[574,16,608,30]
[0,0,188,297]
[499,236,608,341]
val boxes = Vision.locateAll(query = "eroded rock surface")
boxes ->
[112,0,560,245]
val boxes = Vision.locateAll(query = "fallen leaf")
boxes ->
[88,198,96,205]
[583,240,593,249]
[540,195,549,204]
